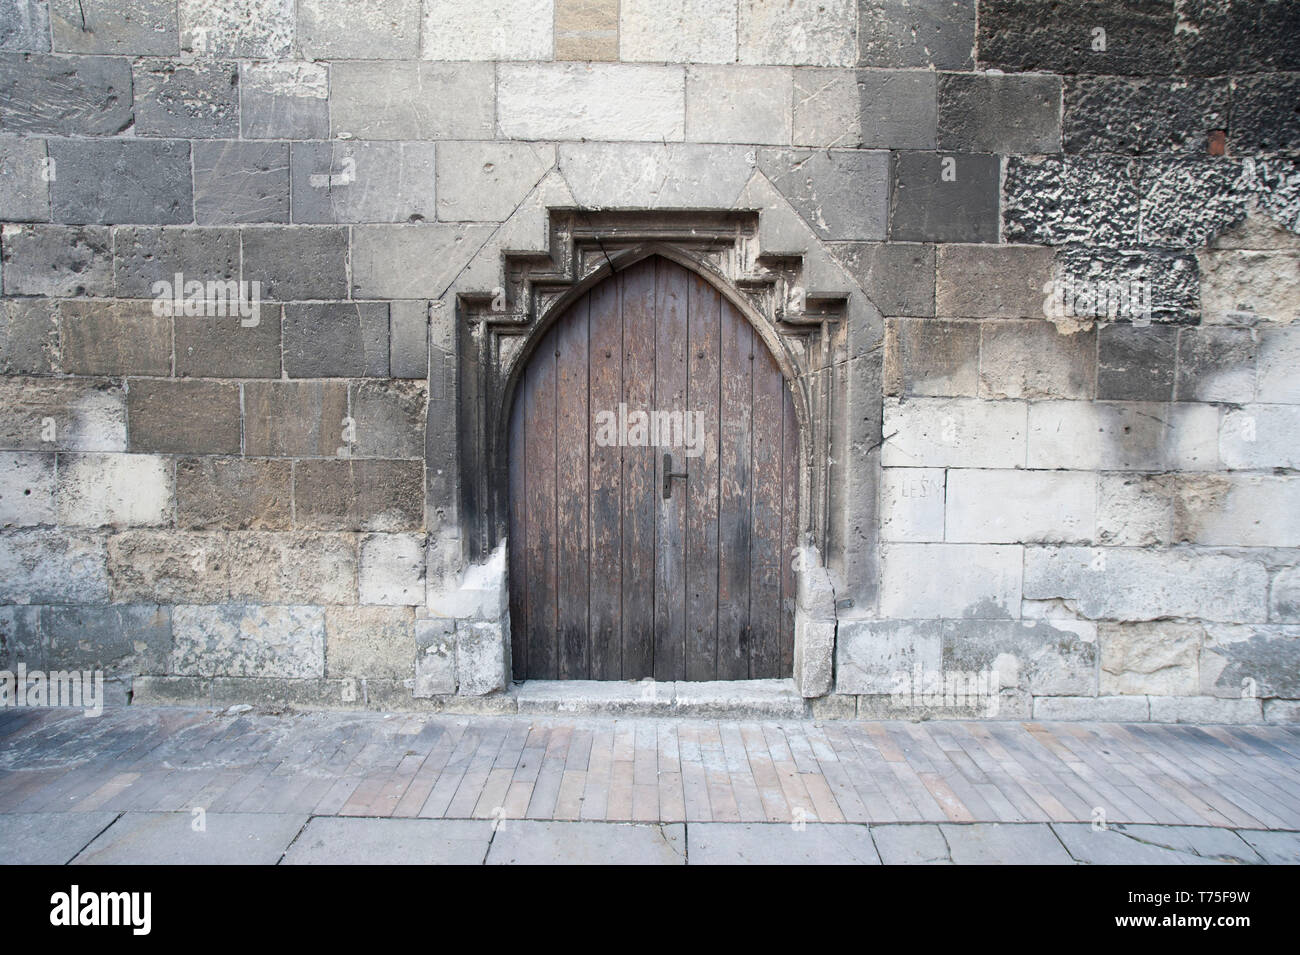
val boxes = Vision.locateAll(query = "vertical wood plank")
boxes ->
[716,300,752,680]
[522,340,557,679]
[555,296,590,679]
[507,381,528,679]
[653,259,689,681]
[780,387,799,675]
[749,337,785,678]
[588,275,624,680]
[621,260,657,679]
[685,274,721,680]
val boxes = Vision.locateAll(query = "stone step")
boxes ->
[513,678,808,719]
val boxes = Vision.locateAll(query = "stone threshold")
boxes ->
[511,679,808,719]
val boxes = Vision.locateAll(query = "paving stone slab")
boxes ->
[283,817,493,865]
[487,821,685,865]
[72,812,307,865]
[870,823,952,864]
[689,822,880,865]
[1236,829,1300,865]
[1052,824,1248,866]
[940,823,1074,865]
[0,811,119,864]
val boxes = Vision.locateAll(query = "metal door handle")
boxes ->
[663,452,688,499]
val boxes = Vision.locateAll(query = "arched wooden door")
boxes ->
[507,256,799,682]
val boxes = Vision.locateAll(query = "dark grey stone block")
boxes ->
[758,148,889,241]
[283,302,390,378]
[0,53,131,135]
[294,459,424,532]
[1,223,113,296]
[58,299,172,376]
[175,306,282,379]
[1231,74,1300,156]
[50,0,178,55]
[133,58,239,138]
[884,317,979,397]
[857,0,974,69]
[1173,0,1300,74]
[1175,325,1257,402]
[858,70,936,150]
[350,379,427,459]
[889,151,999,243]
[1097,324,1177,401]
[830,241,935,317]
[111,226,239,297]
[1139,158,1248,247]
[0,135,49,220]
[389,300,429,379]
[240,226,348,301]
[193,141,290,224]
[0,298,57,374]
[1205,628,1300,699]
[127,379,241,454]
[1003,156,1140,247]
[0,0,51,51]
[41,603,171,674]
[0,603,45,668]
[1056,245,1200,324]
[1064,76,1229,156]
[977,0,1176,75]
[938,73,1061,155]
[50,139,192,225]
[242,380,349,457]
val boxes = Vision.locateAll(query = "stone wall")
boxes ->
[0,0,1296,721]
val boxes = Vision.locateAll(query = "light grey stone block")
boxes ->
[0,376,126,451]
[359,533,426,606]
[0,812,121,864]
[0,528,108,603]
[0,53,132,135]
[738,0,856,66]
[1221,405,1300,470]
[298,0,420,59]
[945,469,1096,544]
[1147,696,1263,724]
[1027,401,1221,471]
[858,70,937,149]
[0,298,57,374]
[0,0,51,51]
[456,619,509,696]
[1031,695,1150,721]
[351,224,494,299]
[558,142,755,211]
[2,223,112,296]
[50,0,176,54]
[73,812,307,864]
[172,605,326,679]
[291,141,436,224]
[882,397,1027,469]
[193,141,289,224]
[487,822,685,865]
[179,0,293,57]
[941,823,1074,865]
[0,450,54,526]
[944,618,1097,697]
[498,63,684,141]
[413,617,456,696]
[1100,620,1202,696]
[1200,623,1300,700]
[758,148,889,240]
[792,68,859,147]
[870,824,951,864]
[686,65,791,145]
[423,0,552,60]
[325,605,414,680]
[284,817,493,865]
[132,59,239,138]
[1174,474,1300,548]
[620,0,736,64]
[879,543,1023,620]
[55,452,172,527]
[331,61,495,140]
[879,467,944,542]
[240,62,329,140]
[1198,249,1300,325]
[436,141,554,223]
[389,301,428,379]
[836,618,942,694]
[689,823,881,864]
[0,136,48,221]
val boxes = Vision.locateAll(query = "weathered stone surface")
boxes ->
[620,0,734,64]
[49,0,175,53]
[759,148,888,240]
[1175,0,1300,74]
[890,151,999,243]
[227,533,358,604]
[857,0,973,69]
[1174,326,1256,403]
[332,61,495,140]
[291,141,436,224]
[1053,245,1200,324]
[738,0,856,66]
[1027,400,1220,471]
[1146,696,1261,724]
[49,139,192,225]
[792,69,858,148]
[1255,328,1300,408]
[944,618,1097,697]
[1174,474,1300,548]
[359,533,425,605]
[427,542,507,621]
[414,617,456,696]
[0,136,48,221]
[423,0,551,60]
[879,543,1022,620]
[686,66,791,145]
[173,604,325,678]
[977,0,1176,75]
[132,59,239,138]
[0,377,125,451]
[1099,620,1202,696]
[558,142,754,211]
[192,141,289,225]
[835,618,941,694]
[111,226,240,297]
[351,224,494,299]
[0,298,57,374]
[1096,325,1176,401]
[175,457,292,530]
[1201,623,1300,700]
[456,620,508,696]
[883,318,978,397]
[1270,566,1300,624]
[241,226,348,301]
[284,303,389,379]
[499,63,684,142]
[1231,73,1300,155]
[128,380,240,455]
[295,459,424,532]
[883,397,1026,469]
[1198,249,1300,325]
[0,53,131,135]
[1140,158,1249,248]
[1023,547,1268,623]
[1,0,50,51]
[938,73,1060,155]
[879,467,944,542]
[42,603,171,673]
[936,244,1054,319]
[56,452,172,527]
[435,142,553,223]
[979,321,1096,400]
[243,381,348,457]
[175,308,282,379]
[0,529,107,603]
[831,242,934,316]
[240,62,328,140]
[946,469,1096,544]
[857,70,937,150]
[1032,695,1149,721]
[1096,474,1172,547]
[555,0,618,61]
[2,224,112,296]
[350,380,426,459]
[298,0,420,59]
[0,451,53,526]
[1221,405,1300,470]
[1003,156,1139,247]
[1063,76,1228,156]
[389,301,428,380]
[325,605,414,680]
[179,0,292,57]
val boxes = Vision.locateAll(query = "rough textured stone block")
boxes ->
[179,0,292,57]
[1096,474,1172,547]
[686,66,791,145]
[331,61,494,140]
[938,73,1061,155]
[1221,405,1300,471]
[945,469,1096,544]
[882,396,1026,469]
[435,142,554,223]
[49,139,192,225]
[738,0,856,66]
[1,0,50,51]
[831,242,934,316]
[1174,326,1256,403]
[106,530,227,603]
[1054,245,1199,324]
[0,529,107,603]
[1,298,57,374]
[243,381,348,457]
[455,621,508,695]
[1099,620,1201,696]
[2,223,112,296]
[1003,156,1139,247]
[1198,249,1299,325]
[979,321,1096,400]
[193,141,289,225]
[1063,76,1228,156]
[1027,400,1220,471]
[977,0,1176,75]
[389,301,428,380]
[241,226,347,301]
[227,532,358,605]
[175,307,282,379]
[857,70,936,149]
[298,0,419,59]
[879,542,1022,620]
[890,151,998,243]
[42,603,171,673]
[0,451,54,526]
[414,617,456,696]
[1024,546,1268,623]
[359,532,425,605]
[111,226,240,297]
[291,141,436,224]
[132,59,239,138]
[555,0,618,61]
[1096,325,1176,401]
[857,0,973,68]
[0,136,49,221]
[936,244,1053,319]
[295,459,424,532]
[1139,158,1248,248]
[56,452,172,527]
[883,318,978,397]
[758,148,889,240]
[128,379,240,454]
[351,224,494,299]
[325,605,414,680]
[1175,0,1300,74]
[835,618,941,694]
[620,0,734,63]
[1231,73,1300,155]
[879,466,944,542]
[240,62,329,140]
[350,380,426,459]
[0,53,132,135]
[1174,474,1300,548]
[0,377,125,451]
[423,0,551,60]
[499,63,684,141]
[284,303,389,379]
[176,457,292,530]
[173,605,325,678]
[558,142,754,211]
[944,618,1096,697]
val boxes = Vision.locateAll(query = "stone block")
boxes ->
[1139,158,1248,248]
[979,321,1096,400]
[413,617,456,696]
[175,307,282,379]
[498,63,684,141]
[295,459,424,532]
[555,0,618,61]
[936,244,1054,320]
[1,298,57,374]
[857,0,974,68]
[883,318,978,397]
[879,466,944,542]
[1063,76,1228,156]
[882,396,1026,469]
[0,377,125,451]
[423,0,551,60]
[1197,250,1299,325]
[1174,0,1300,74]
[0,53,132,135]
[1146,696,1262,725]
[1272,566,1300,623]
[977,0,1175,75]
[291,141,436,224]
[620,0,735,64]
[758,148,889,240]
[1230,73,1300,155]
[331,61,494,140]
[1,0,50,51]
[1054,245,1199,325]
[791,68,858,147]
[2,224,112,296]
[49,139,192,225]
[937,73,1060,155]
[1027,401,1220,471]
[226,532,358,605]
[0,136,49,221]
[172,604,325,679]
[178,0,293,58]
[1099,620,1201,696]
[243,381,348,458]
[127,380,240,455]
[879,542,1023,620]
[0,603,43,666]
[686,66,791,145]
[193,141,290,224]
[176,457,292,530]
[350,379,427,459]
[835,618,941,694]
[1031,695,1149,722]
[107,530,228,603]
[1023,546,1268,624]
[283,303,389,379]
[831,242,933,317]
[56,452,172,527]
[857,70,937,149]
[111,226,240,297]
[1174,474,1300,548]
[945,469,1096,544]
[1201,623,1300,701]
[56,300,164,377]
[241,226,348,301]
[1220,405,1300,470]
[1096,474,1172,547]
[359,533,426,605]
[558,142,755,211]
[389,301,428,380]
[0,451,53,526]
[944,618,1097,697]
[1003,156,1139,247]
[325,605,414,680]
[42,603,171,674]
[457,620,509,696]
[1174,326,1255,404]
[427,542,508,622]
[351,224,494,299]
[890,150,999,243]
[435,142,554,223]
[1096,325,1176,401]
[738,0,856,66]
[0,529,108,603]
[297,0,420,59]
[132,59,239,138]
[240,62,329,140]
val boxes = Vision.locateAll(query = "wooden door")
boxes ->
[507,256,799,681]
